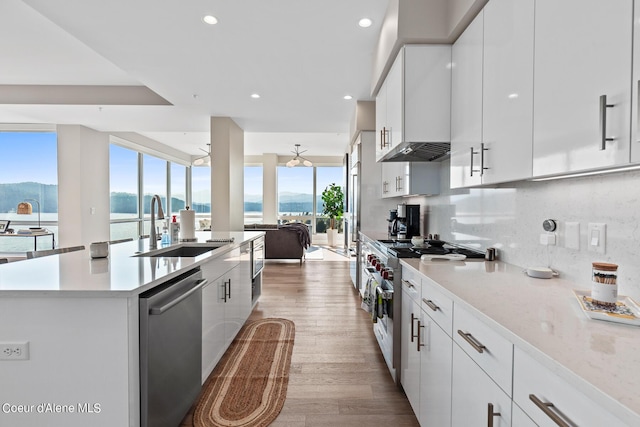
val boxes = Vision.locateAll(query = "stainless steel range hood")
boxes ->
[379,141,451,162]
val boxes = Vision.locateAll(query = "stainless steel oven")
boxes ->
[251,236,264,278]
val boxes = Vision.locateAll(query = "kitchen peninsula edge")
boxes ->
[0,231,264,427]
[399,256,640,425]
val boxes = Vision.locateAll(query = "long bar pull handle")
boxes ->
[416,320,425,352]
[410,313,418,342]
[529,394,572,427]
[470,147,478,176]
[402,279,415,289]
[599,94,615,150]
[480,142,489,176]
[226,278,231,299]
[222,282,228,302]
[423,298,440,312]
[380,129,384,150]
[487,403,501,427]
[149,279,208,315]
[457,329,486,353]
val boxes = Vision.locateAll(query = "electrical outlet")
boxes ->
[0,342,29,360]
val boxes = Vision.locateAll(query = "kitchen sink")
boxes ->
[134,245,221,258]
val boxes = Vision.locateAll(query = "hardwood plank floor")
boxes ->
[248,257,419,427]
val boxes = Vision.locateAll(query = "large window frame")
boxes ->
[109,137,191,241]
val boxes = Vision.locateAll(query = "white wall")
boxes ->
[403,160,640,300]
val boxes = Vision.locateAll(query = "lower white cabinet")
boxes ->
[513,347,629,426]
[401,272,422,415]
[201,246,253,382]
[512,402,538,427]
[451,343,512,426]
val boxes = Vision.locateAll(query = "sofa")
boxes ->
[244,224,310,265]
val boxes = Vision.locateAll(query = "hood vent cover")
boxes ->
[380,141,451,162]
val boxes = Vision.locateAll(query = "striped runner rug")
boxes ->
[192,318,295,427]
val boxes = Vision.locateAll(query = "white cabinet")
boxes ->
[513,347,629,427]
[376,45,452,162]
[400,269,421,415]
[481,0,534,184]
[201,246,253,382]
[532,0,633,176]
[451,343,512,427]
[632,3,640,163]
[450,11,484,189]
[381,162,440,198]
[418,278,452,427]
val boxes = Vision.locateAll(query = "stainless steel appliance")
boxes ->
[396,204,420,239]
[387,209,399,238]
[139,269,206,427]
[251,236,264,279]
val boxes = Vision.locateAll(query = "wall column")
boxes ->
[262,154,278,224]
[210,117,244,231]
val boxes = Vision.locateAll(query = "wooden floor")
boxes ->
[247,256,419,427]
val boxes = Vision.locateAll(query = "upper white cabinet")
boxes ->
[450,11,484,189]
[482,0,534,184]
[532,0,633,176]
[381,162,440,198]
[632,3,640,163]
[376,45,451,161]
[451,0,535,189]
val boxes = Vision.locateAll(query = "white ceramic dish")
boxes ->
[573,289,640,326]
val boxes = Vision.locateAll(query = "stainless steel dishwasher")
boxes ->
[139,268,206,427]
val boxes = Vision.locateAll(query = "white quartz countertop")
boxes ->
[400,257,640,425]
[0,231,264,297]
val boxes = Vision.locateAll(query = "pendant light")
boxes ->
[286,144,313,167]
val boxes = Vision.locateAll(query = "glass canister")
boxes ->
[591,262,618,306]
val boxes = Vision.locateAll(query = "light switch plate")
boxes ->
[565,222,580,250]
[587,223,606,254]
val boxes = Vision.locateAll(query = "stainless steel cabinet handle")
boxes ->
[222,282,227,302]
[480,142,489,176]
[599,94,615,150]
[416,320,425,352]
[487,403,501,427]
[402,279,415,289]
[226,278,231,299]
[529,394,572,427]
[149,279,208,315]
[470,147,477,176]
[410,313,418,342]
[457,329,486,353]
[380,129,384,150]
[386,127,391,148]
[397,176,403,191]
[423,298,439,312]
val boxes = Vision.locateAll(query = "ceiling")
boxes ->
[0,0,390,157]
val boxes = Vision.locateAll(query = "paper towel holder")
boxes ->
[179,206,198,242]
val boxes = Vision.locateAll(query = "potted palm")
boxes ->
[321,183,344,247]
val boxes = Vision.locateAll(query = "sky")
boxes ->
[0,132,58,184]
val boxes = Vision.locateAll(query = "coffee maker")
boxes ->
[387,209,399,237]
[396,204,420,240]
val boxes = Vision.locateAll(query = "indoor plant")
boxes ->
[321,183,344,246]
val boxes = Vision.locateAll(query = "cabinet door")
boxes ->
[451,343,512,427]
[512,403,538,427]
[376,81,388,161]
[419,315,452,427]
[381,162,405,198]
[450,11,484,189]
[386,50,404,153]
[482,0,534,184]
[533,0,632,176]
[401,288,421,416]
[632,3,640,163]
[201,278,226,382]
[223,265,243,346]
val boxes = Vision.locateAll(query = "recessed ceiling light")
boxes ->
[343,95,353,100]
[251,93,260,99]
[203,15,218,25]
[358,18,373,28]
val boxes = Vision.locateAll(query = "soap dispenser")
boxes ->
[161,226,170,246]
[170,215,180,243]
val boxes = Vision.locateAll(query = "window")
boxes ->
[277,166,313,229]
[0,131,58,251]
[244,166,263,224]
[110,144,139,240]
[315,166,344,234]
[142,154,167,235]
[191,166,210,229]
[170,163,187,216]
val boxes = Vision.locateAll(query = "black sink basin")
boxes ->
[135,245,219,257]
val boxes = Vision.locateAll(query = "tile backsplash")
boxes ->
[406,160,640,300]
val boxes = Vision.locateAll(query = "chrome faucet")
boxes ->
[149,195,165,249]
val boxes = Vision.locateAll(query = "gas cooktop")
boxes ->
[378,240,484,259]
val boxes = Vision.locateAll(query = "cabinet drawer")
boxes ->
[513,347,629,427]
[453,304,513,395]
[200,247,240,280]
[401,265,421,303]
[420,276,453,336]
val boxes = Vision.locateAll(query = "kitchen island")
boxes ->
[0,231,264,427]
[399,256,640,426]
